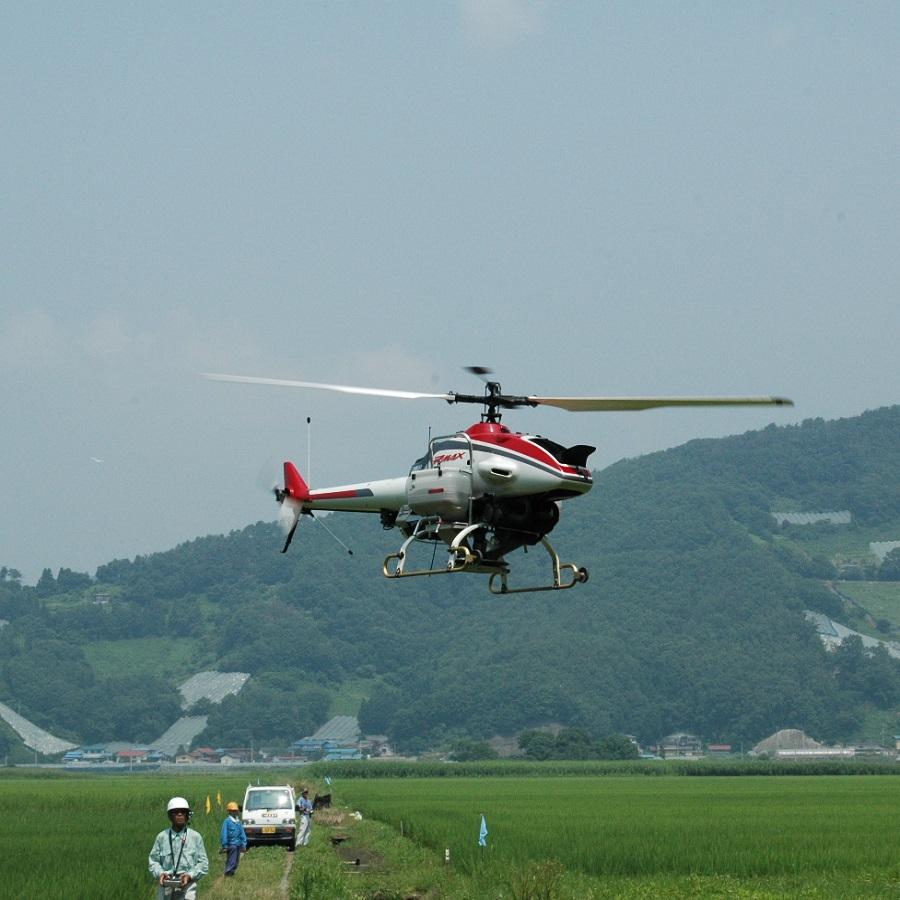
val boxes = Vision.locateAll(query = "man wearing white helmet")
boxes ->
[149,796,209,899]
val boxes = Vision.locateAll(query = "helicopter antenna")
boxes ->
[310,512,354,556]
[306,417,312,486]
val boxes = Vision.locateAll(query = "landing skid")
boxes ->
[383,519,502,579]
[382,519,588,594]
[488,536,589,595]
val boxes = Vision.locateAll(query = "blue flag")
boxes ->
[478,814,488,847]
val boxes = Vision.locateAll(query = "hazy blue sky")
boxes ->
[2,2,897,583]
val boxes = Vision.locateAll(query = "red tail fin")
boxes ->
[283,461,310,501]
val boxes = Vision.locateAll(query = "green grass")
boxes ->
[836,581,900,627]
[1,772,254,898]
[310,757,900,778]
[6,770,900,898]
[336,776,900,876]
[326,677,378,718]
[778,520,900,562]
[83,636,202,680]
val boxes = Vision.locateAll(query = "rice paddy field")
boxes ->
[3,771,257,898]
[3,769,900,898]
[336,774,900,897]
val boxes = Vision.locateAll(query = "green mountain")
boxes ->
[1,405,898,753]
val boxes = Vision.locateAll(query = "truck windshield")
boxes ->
[245,790,292,811]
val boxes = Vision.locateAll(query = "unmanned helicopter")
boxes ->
[205,369,792,595]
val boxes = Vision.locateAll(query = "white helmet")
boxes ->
[167,796,191,813]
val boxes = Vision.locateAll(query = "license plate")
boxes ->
[261,827,276,834]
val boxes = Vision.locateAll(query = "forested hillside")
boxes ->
[1,406,898,754]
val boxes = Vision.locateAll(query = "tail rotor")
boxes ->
[275,492,302,553]
[275,461,311,553]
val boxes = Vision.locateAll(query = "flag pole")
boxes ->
[478,812,488,861]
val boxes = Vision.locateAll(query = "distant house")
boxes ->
[323,747,363,761]
[216,748,250,763]
[658,732,703,759]
[186,747,221,764]
[296,716,365,759]
[292,738,339,756]
[706,744,732,756]
[854,744,891,758]
[361,735,394,757]
[116,748,148,764]
[80,744,113,762]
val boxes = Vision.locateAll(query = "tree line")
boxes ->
[1,406,898,753]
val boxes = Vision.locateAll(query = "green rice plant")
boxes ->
[309,757,900,780]
[0,772,288,898]
[503,858,565,900]
[335,775,900,884]
[291,859,349,900]
[5,770,900,898]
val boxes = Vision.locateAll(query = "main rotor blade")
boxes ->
[204,373,454,402]
[205,374,793,412]
[529,396,794,412]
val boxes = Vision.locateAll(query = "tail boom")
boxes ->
[280,462,406,514]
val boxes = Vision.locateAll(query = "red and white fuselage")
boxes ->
[207,369,791,587]
[281,422,593,521]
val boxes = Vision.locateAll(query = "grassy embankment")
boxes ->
[836,581,900,626]
[327,774,900,898]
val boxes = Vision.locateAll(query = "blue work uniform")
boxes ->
[220,814,248,876]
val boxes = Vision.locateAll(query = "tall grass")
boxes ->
[309,757,900,779]
[335,775,900,880]
[1,773,264,897]
[5,770,900,898]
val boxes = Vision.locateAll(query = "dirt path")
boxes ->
[279,849,295,898]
